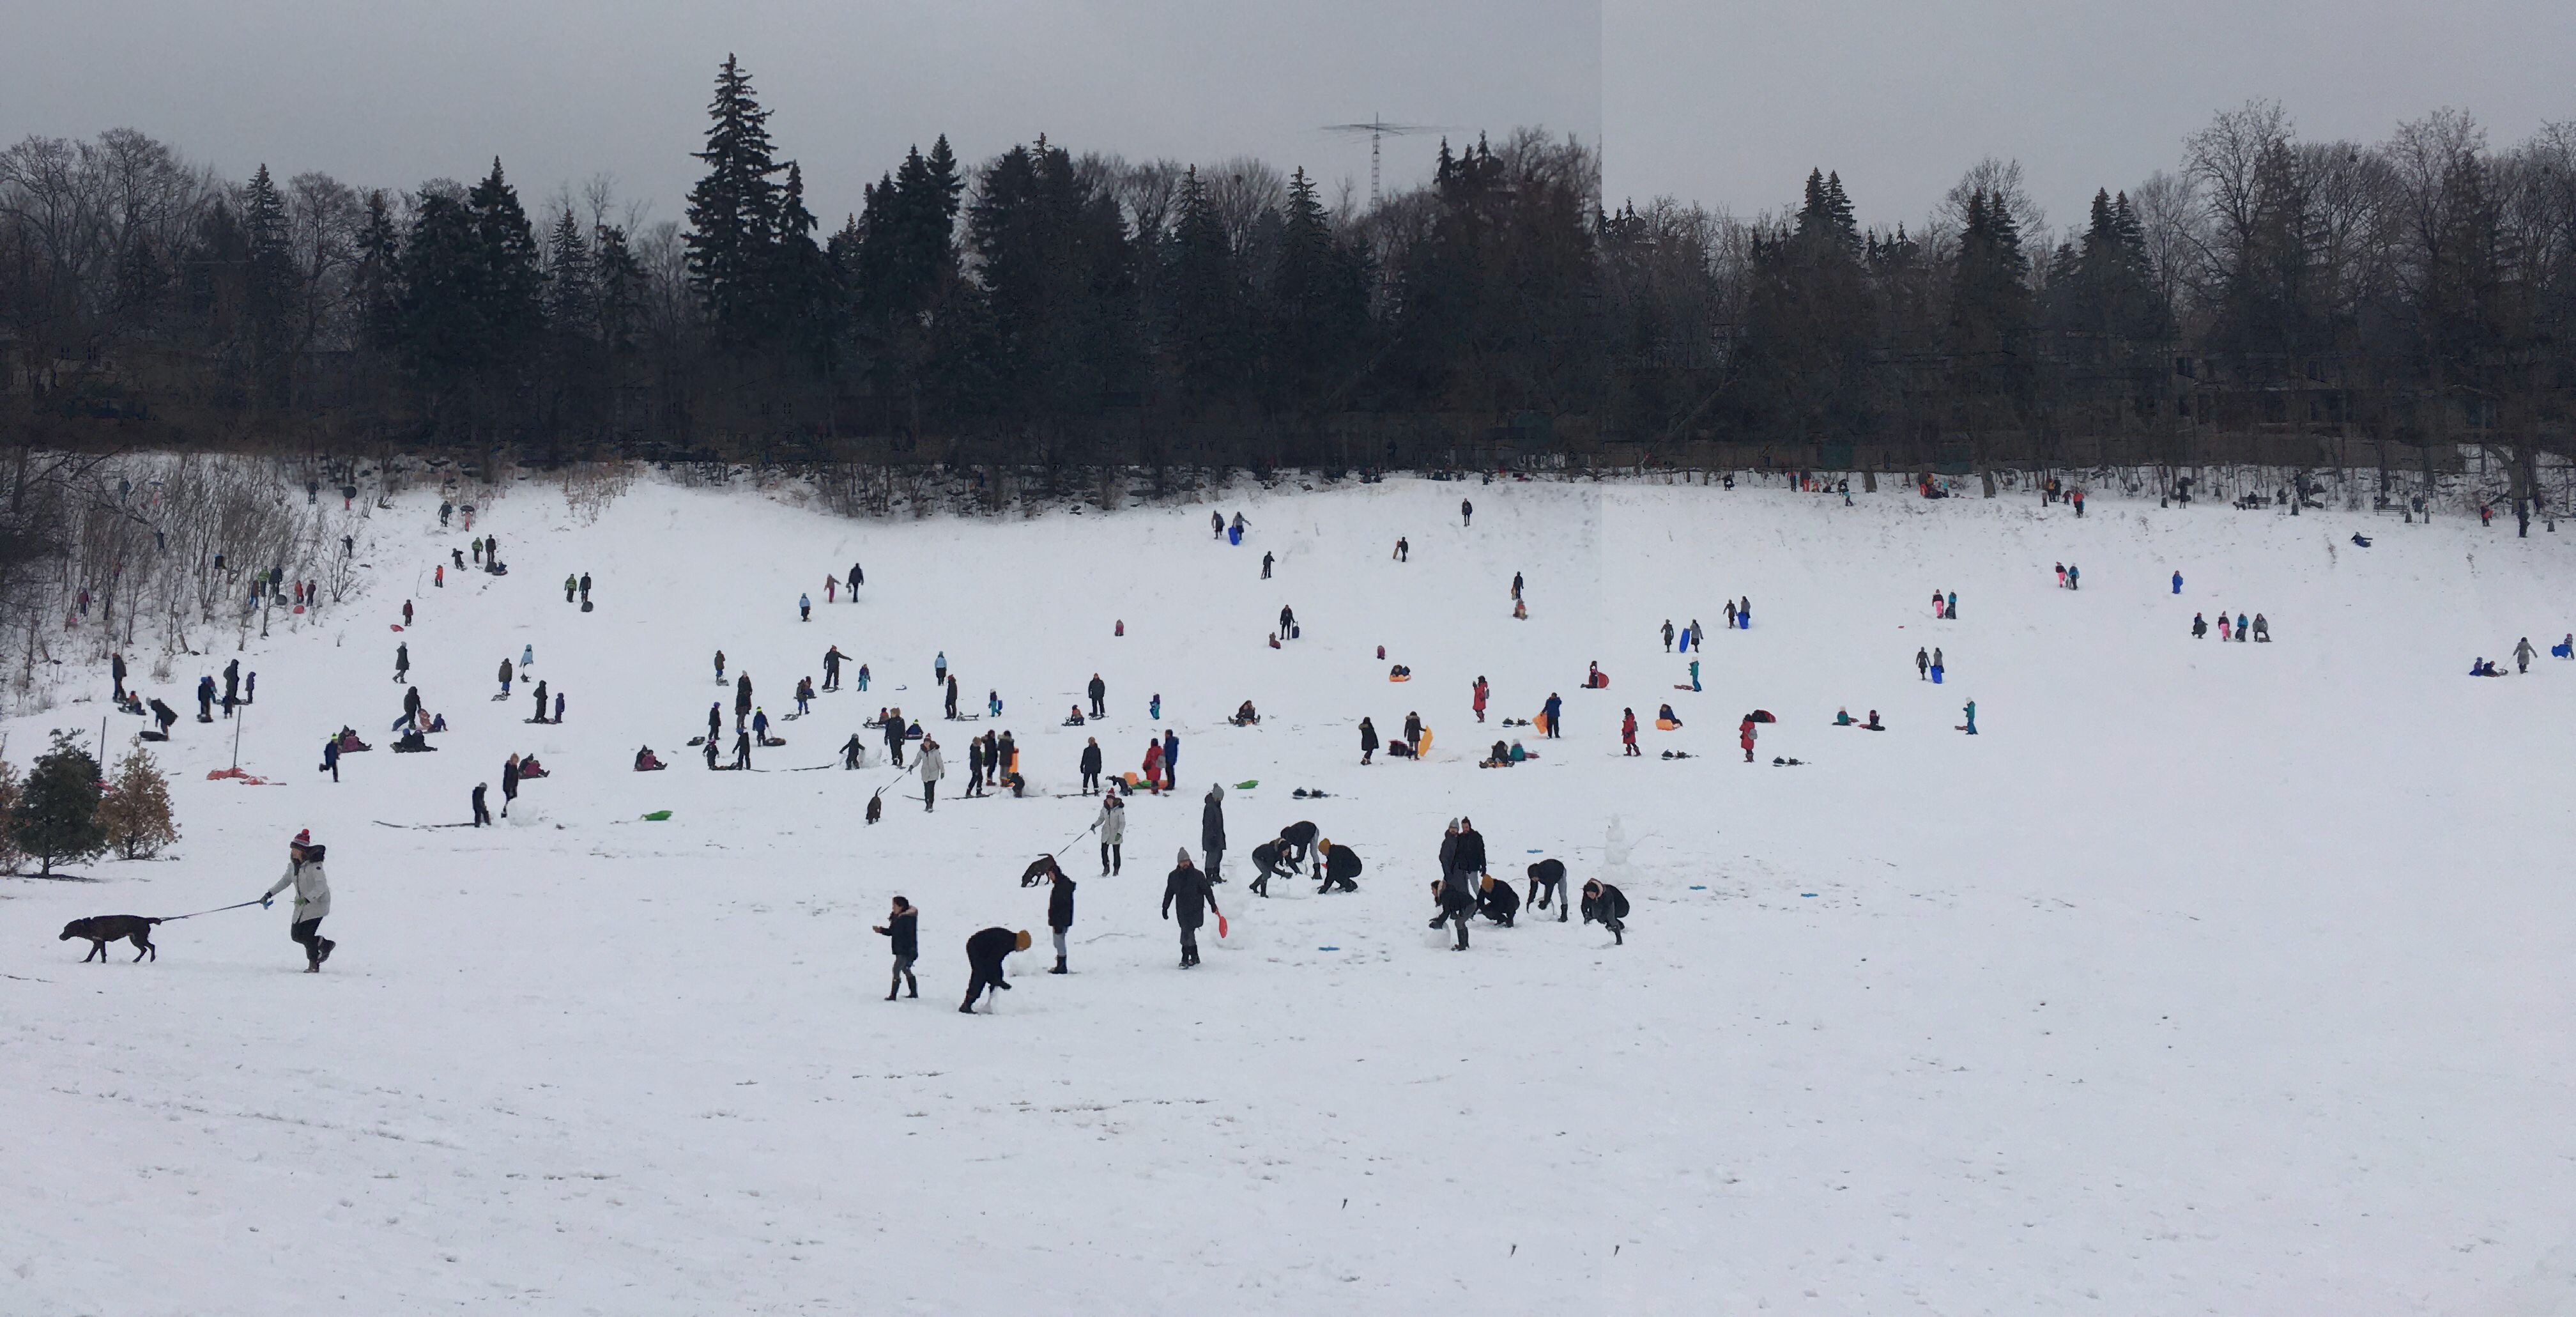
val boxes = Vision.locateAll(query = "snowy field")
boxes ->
[6,472,2575,1316]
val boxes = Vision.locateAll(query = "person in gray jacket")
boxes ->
[918,736,945,812]
[1097,792,1125,875]
[262,829,335,972]
[1161,848,1219,968]
[1200,783,1227,882]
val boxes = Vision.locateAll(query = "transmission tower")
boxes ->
[1319,116,1453,210]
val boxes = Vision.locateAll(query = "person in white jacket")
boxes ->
[1098,792,1126,875]
[262,829,335,973]
[917,736,945,813]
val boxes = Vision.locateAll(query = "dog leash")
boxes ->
[158,898,266,921]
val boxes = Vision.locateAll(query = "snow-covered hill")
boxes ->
[7,472,2575,1315]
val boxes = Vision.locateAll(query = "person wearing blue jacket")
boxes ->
[1162,728,1180,792]
[1542,692,1563,738]
[2172,570,2182,594]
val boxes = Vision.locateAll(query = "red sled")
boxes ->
[1217,913,1229,939]
[390,624,404,631]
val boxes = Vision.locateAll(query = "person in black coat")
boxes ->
[1359,716,1379,765]
[1087,673,1107,720]
[500,755,521,817]
[1478,875,1521,927]
[1280,820,1319,872]
[708,703,722,742]
[1526,858,1568,920]
[1315,839,1361,893]
[1078,737,1103,792]
[841,732,865,769]
[1453,818,1489,881]
[471,782,491,827]
[735,674,753,728]
[873,897,919,999]
[1581,879,1630,944]
[1200,784,1227,882]
[1431,879,1477,948]
[532,679,548,723]
[1046,870,1076,974]
[960,926,1029,1012]
[1161,849,1219,967]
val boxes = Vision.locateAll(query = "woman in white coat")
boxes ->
[1097,792,1126,875]
[262,830,335,972]
[917,736,945,813]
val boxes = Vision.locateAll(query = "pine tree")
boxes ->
[1165,165,1249,399]
[467,158,544,350]
[544,209,596,334]
[12,732,106,875]
[97,741,178,860]
[0,757,25,874]
[241,164,296,406]
[686,54,785,343]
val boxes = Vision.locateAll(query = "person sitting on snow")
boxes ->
[1586,661,1606,688]
[635,746,666,771]
[1063,705,1087,727]
[1658,703,1682,727]
[1834,707,1853,725]
[2250,613,2271,642]
[1866,710,1883,730]
[1230,700,1259,726]
[1508,741,1529,762]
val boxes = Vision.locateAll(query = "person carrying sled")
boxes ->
[1740,716,1758,762]
[1543,692,1563,738]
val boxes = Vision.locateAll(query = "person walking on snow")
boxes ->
[1961,699,1978,734]
[945,674,960,720]
[733,728,753,770]
[579,573,590,603]
[1079,737,1103,792]
[1737,596,1751,628]
[824,645,845,690]
[2172,570,2183,594]
[532,679,548,723]
[1087,674,1107,719]
[1740,716,1758,762]
[1511,571,1524,600]
[714,650,726,682]
[960,927,1028,1013]
[1916,647,1929,680]
[735,674,753,730]
[1662,620,1675,651]
[1360,716,1379,765]
[1211,511,1225,539]
[874,897,918,1000]
[1162,849,1219,967]
[2192,612,2208,639]
[1460,498,1473,526]
[502,753,521,815]
[2515,636,2536,673]
[471,783,491,826]
[1142,737,1165,795]
[799,592,810,622]
[1201,783,1227,882]
[848,562,863,596]
[752,708,769,741]
[394,642,410,683]
[1725,599,1737,630]
[1261,551,1273,579]
[565,573,578,603]
[1543,692,1563,738]
[1097,791,1126,874]
[521,643,533,669]
[1162,728,1180,792]
[261,831,335,972]
[934,651,947,686]
[825,574,836,604]
[918,736,944,811]
[1621,707,1641,756]
[1473,676,1489,723]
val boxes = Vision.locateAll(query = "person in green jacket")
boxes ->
[1961,700,1977,735]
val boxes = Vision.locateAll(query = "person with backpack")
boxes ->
[260,831,335,972]
[873,897,919,1000]
[1621,708,1641,756]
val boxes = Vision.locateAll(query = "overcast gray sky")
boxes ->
[1611,0,2576,236]
[4,0,2568,239]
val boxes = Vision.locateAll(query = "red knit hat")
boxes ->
[293,829,310,846]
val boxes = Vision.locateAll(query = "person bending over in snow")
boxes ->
[1581,879,1629,944]
[1430,880,1477,950]
[959,927,1029,1013]
[1526,859,1568,919]
[1315,838,1361,893]
[1478,875,1521,927]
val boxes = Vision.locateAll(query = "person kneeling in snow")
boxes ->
[634,746,666,771]
[1230,700,1260,726]
[1478,875,1521,927]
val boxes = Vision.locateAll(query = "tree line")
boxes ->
[3,63,2572,485]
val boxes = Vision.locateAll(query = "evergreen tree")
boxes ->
[685,54,785,344]
[1263,166,1370,410]
[12,732,105,875]
[594,222,643,355]
[967,136,1139,439]
[241,164,296,406]
[1164,166,1250,400]
[544,209,596,334]
[0,757,24,875]
[97,741,178,860]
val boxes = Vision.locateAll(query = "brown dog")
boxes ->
[61,916,160,962]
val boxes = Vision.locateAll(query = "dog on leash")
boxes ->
[61,916,161,962]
